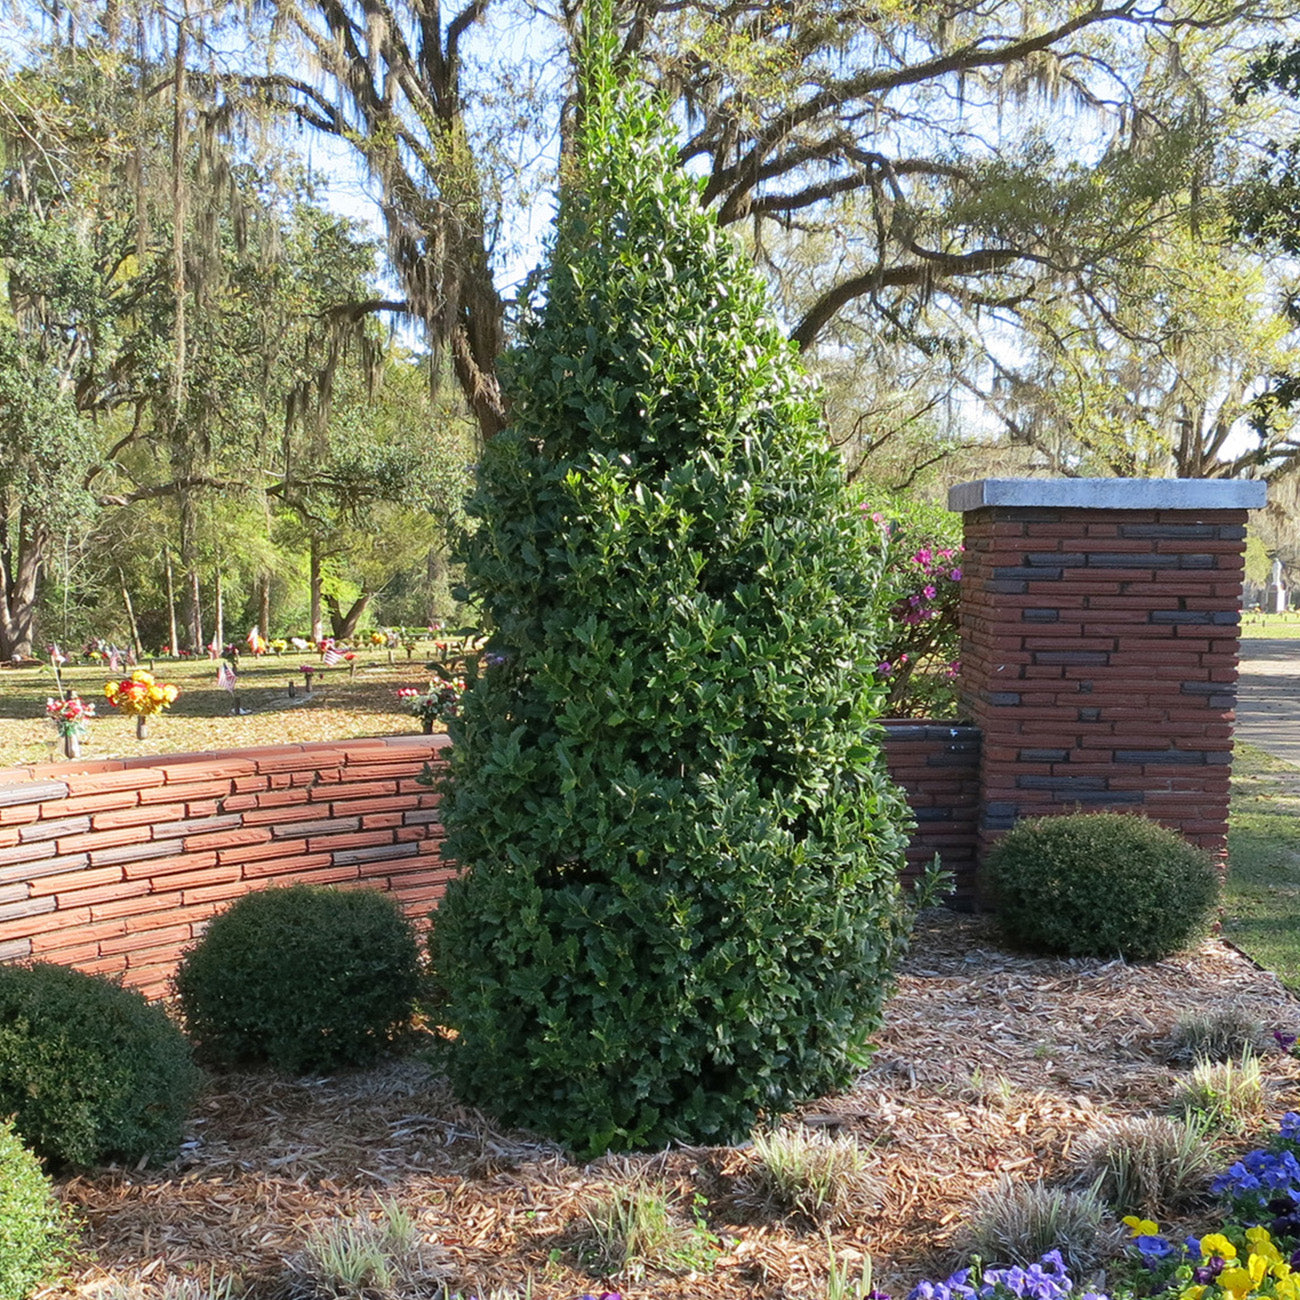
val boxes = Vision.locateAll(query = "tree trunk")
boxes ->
[213,566,224,652]
[179,493,203,652]
[119,568,143,659]
[310,537,324,642]
[325,591,373,640]
[0,509,46,662]
[259,572,271,641]
[164,548,179,655]
[426,546,450,623]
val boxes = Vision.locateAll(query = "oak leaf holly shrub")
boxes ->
[427,12,911,1156]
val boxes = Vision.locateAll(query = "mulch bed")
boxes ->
[49,912,1300,1300]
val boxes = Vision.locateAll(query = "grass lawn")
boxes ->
[1225,741,1300,993]
[0,645,454,771]
[1241,611,1300,639]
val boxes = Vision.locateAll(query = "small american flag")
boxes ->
[217,662,237,693]
[322,647,343,666]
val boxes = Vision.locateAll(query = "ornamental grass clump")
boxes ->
[747,1127,881,1226]
[1173,1052,1266,1136]
[427,4,909,1155]
[1170,1007,1264,1064]
[0,1117,71,1300]
[983,812,1219,960]
[579,1184,718,1281]
[174,884,422,1074]
[1071,1114,1216,1215]
[0,960,200,1168]
[288,1200,446,1300]
[961,1177,1118,1275]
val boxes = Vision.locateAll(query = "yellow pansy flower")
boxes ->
[1179,1287,1206,1300]
[1202,1235,1238,1261]
[1217,1267,1253,1297]
[1245,1228,1283,1268]
[1125,1216,1161,1237]
[1276,1275,1300,1300]
[1248,1253,1268,1287]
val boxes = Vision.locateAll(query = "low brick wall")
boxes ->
[880,722,981,907]
[0,725,980,996]
[0,736,451,999]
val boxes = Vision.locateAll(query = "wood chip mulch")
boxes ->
[47,912,1300,1300]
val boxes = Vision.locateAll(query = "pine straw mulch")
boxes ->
[49,911,1300,1300]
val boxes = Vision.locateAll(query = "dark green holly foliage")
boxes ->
[174,884,422,1074]
[428,18,911,1156]
[0,962,200,1168]
[984,812,1220,961]
[0,1118,71,1300]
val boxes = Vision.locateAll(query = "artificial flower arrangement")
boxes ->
[103,669,180,739]
[46,695,95,758]
[396,679,464,732]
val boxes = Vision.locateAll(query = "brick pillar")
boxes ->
[950,478,1266,862]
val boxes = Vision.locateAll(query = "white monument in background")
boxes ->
[1271,556,1288,613]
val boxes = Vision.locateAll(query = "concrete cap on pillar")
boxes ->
[948,477,1268,512]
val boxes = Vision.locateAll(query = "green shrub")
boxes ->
[428,10,910,1155]
[0,961,200,1168]
[0,1117,71,1300]
[983,812,1219,959]
[174,885,422,1074]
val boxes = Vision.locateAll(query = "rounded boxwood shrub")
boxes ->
[174,884,422,1073]
[0,1117,71,1300]
[983,812,1220,959]
[0,961,200,1168]
[428,13,911,1156]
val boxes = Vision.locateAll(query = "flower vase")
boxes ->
[421,717,434,735]
[63,733,81,760]
[136,715,149,741]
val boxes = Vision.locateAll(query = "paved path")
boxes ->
[1236,638,1300,767]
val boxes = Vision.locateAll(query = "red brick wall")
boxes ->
[880,722,980,907]
[1,481,1259,998]
[0,727,979,995]
[0,736,450,999]
[958,505,1248,859]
